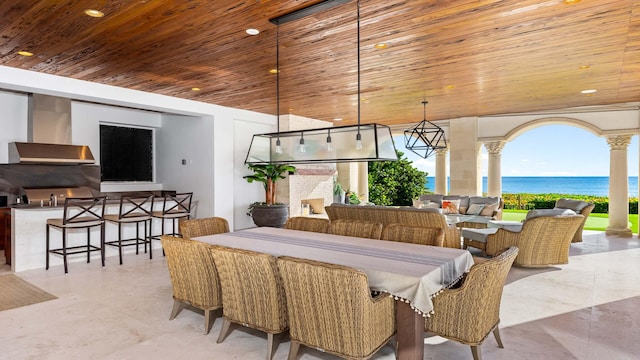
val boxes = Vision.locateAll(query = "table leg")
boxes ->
[396,300,424,360]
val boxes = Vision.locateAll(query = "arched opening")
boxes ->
[485,122,638,234]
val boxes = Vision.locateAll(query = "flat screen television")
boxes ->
[100,124,153,182]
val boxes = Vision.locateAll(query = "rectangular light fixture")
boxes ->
[245,124,398,165]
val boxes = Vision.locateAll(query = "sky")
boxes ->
[397,124,640,177]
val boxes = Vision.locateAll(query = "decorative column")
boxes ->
[606,135,633,237]
[435,147,449,195]
[484,141,506,197]
[357,161,369,203]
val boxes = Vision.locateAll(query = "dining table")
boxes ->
[194,226,474,360]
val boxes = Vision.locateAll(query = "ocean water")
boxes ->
[424,176,639,197]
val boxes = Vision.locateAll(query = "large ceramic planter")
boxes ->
[251,204,289,228]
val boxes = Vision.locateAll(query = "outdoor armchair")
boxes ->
[327,219,383,239]
[212,246,288,360]
[277,256,395,360]
[484,215,584,267]
[553,198,595,242]
[424,247,518,360]
[179,216,230,239]
[381,223,444,247]
[283,216,330,233]
[160,235,222,335]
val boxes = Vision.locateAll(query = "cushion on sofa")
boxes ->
[419,194,444,205]
[525,208,576,220]
[444,195,470,210]
[466,203,485,215]
[441,199,461,214]
[554,198,590,213]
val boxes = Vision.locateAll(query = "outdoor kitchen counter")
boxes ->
[10,200,197,272]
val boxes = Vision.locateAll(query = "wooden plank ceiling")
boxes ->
[1,0,639,126]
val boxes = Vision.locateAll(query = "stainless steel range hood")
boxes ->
[9,142,95,164]
[8,94,96,165]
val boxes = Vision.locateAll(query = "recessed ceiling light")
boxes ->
[333,118,343,121]
[269,69,279,74]
[17,51,33,57]
[563,0,581,4]
[246,28,260,36]
[581,89,597,94]
[578,65,590,70]
[191,87,201,91]
[374,43,387,49]
[445,85,456,90]
[84,9,104,17]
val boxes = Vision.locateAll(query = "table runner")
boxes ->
[195,227,473,316]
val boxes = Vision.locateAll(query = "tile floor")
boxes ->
[0,230,639,360]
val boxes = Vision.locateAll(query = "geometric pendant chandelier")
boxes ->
[403,100,447,159]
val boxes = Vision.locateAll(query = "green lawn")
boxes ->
[501,210,639,233]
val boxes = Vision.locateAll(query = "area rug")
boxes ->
[0,274,57,312]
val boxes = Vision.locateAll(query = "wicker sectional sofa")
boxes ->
[416,194,504,222]
[324,203,461,248]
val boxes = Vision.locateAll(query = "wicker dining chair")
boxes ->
[160,235,222,335]
[283,217,330,233]
[327,219,383,239]
[179,217,230,239]
[380,223,445,247]
[212,246,288,360]
[277,256,395,360]
[424,247,519,360]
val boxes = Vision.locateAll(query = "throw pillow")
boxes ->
[441,199,461,214]
[412,199,424,208]
[480,202,499,217]
[425,201,441,209]
[466,203,485,215]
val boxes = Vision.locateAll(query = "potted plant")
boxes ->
[244,163,296,227]
[333,181,346,204]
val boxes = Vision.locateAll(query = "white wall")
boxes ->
[0,90,29,163]
[0,65,277,228]
[233,119,274,230]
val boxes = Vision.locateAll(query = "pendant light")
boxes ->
[274,26,283,154]
[403,100,447,159]
[244,0,398,165]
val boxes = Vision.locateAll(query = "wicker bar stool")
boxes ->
[104,194,154,264]
[46,196,107,273]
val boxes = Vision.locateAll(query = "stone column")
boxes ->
[606,135,633,237]
[358,161,369,203]
[484,141,506,197]
[434,147,448,194]
[449,117,482,195]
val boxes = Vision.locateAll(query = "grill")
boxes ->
[22,186,95,206]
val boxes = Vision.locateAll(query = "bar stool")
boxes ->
[150,192,193,242]
[104,194,154,264]
[46,196,107,274]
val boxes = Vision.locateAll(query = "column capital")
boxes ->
[484,141,506,155]
[434,146,449,156]
[606,135,632,150]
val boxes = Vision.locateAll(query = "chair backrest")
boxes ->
[277,256,395,359]
[381,223,444,247]
[283,217,330,233]
[160,235,222,309]
[161,192,193,216]
[117,194,153,220]
[328,219,383,239]
[511,215,583,266]
[424,247,519,344]
[62,196,107,225]
[180,217,230,239]
[212,246,288,333]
